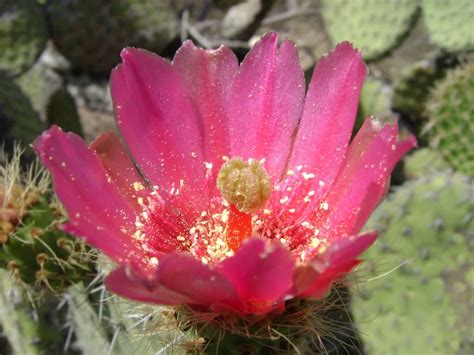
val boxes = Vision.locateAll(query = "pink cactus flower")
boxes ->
[34,33,415,316]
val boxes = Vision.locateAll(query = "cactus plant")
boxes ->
[47,0,178,75]
[353,172,474,354]
[65,279,191,355]
[404,148,450,179]
[368,16,439,83]
[0,73,45,156]
[46,88,83,137]
[14,58,64,122]
[68,257,364,355]
[392,59,443,125]
[0,270,68,355]
[424,63,474,176]
[66,282,114,354]
[422,0,474,53]
[0,0,48,78]
[356,76,392,132]
[0,149,94,294]
[15,62,83,136]
[321,0,419,61]
[1,195,94,293]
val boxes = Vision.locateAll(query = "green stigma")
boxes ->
[217,157,271,213]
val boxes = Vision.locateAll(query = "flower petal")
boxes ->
[228,32,305,180]
[319,119,416,238]
[219,238,295,313]
[156,253,241,309]
[295,232,377,298]
[61,222,146,270]
[90,132,148,211]
[105,266,196,305]
[173,40,238,175]
[110,48,208,218]
[296,260,361,300]
[33,126,141,262]
[289,42,367,197]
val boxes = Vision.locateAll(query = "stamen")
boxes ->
[217,157,272,251]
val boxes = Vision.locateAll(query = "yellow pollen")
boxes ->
[310,237,320,248]
[133,182,145,191]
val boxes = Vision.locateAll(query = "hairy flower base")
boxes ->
[169,286,360,353]
[34,32,415,317]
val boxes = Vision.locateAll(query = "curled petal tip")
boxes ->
[120,47,152,62]
[406,134,418,148]
[33,125,64,155]
[333,41,363,57]
[258,31,278,45]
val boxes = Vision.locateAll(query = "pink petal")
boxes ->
[105,266,196,304]
[61,222,148,270]
[289,42,367,197]
[90,132,148,211]
[219,238,295,313]
[33,126,142,263]
[110,48,208,218]
[313,232,377,267]
[295,232,377,298]
[228,32,305,180]
[173,41,238,177]
[296,260,361,299]
[92,133,191,258]
[319,119,416,238]
[156,253,241,309]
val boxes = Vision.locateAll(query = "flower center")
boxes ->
[217,157,271,213]
[217,157,271,251]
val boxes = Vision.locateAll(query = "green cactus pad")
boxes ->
[0,270,66,354]
[392,59,444,125]
[321,0,419,61]
[422,0,474,53]
[71,255,192,354]
[67,283,112,355]
[15,58,64,122]
[356,76,392,132]
[0,0,48,78]
[353,172,474,354]
[47,0,178,74]
[0,195,94,293]
[404,148,450,179]
[0,73,45,154]
[424,63,474,176]
[46,89,83,136]
[369,18,439,83]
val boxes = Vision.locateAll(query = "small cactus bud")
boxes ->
[36,253,48,265]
